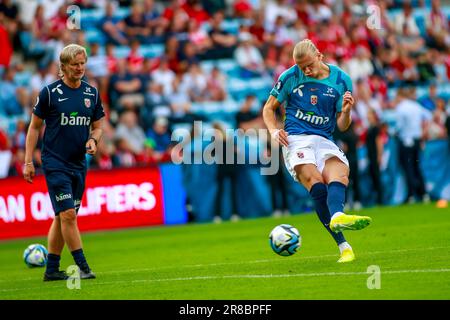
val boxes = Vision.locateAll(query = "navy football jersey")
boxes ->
[33,79,105,171]
[270,64,353,141]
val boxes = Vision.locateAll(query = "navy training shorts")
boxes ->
[44,169,86,215]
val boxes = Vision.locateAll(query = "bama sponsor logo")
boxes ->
[294,109,330,126]
[61,112,91,126]
[56,193,72,202]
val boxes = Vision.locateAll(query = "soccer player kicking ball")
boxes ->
[263,39,372,263]
[24,44,104,280]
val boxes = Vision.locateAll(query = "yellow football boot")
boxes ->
[338,248,355,263]
[330,214,372,233]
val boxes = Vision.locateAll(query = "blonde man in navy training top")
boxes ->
[263,39,372,263]
[24,44,104,280]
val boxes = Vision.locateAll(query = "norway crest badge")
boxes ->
[84,98,91,108]
[311,95,318,105]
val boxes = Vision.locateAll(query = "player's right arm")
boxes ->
[24,87,49,183]
[263,69,295,147]
[262,96,288,146]
[24,114,44,183]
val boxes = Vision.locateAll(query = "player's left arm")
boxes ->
[86,118,104,155]
[336,91,354,131]
[336,73,354,132]
[86,88,105,155]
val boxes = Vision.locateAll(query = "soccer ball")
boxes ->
[23,244,48,267]
[269,224,301,256]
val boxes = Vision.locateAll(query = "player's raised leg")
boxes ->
[294,163,352,261]
[60,209,96,279]
[323,157,371,233]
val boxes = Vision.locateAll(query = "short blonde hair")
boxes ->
[293,39,319,60]
[59,44,87,77]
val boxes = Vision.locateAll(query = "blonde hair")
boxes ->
[59,44,87,77]
[293,39,319,60]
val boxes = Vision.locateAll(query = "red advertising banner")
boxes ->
[0,167,165,240]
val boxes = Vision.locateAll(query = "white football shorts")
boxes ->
[282,134,349,182]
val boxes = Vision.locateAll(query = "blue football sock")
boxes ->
[327,181,347,217]
[46,253,61,274]
[71,248,90,271]
[310,183,346,245]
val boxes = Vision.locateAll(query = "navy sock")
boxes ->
[71,248,90,271]
[327,181,347,217]
[310,183,346,245]
[46,253,61,274]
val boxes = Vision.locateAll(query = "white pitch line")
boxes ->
[93,245,450,275]
[115,268,450,284]
[1,268,449,294]
[1,245,449,284]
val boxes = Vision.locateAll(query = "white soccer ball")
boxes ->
[269,224,301,256]
[23,244,48,267]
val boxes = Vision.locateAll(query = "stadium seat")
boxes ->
[140,44,164,58]
[80,9,104,29]
[387,83,450,101]
[85,29,106,45]
[221,19,240,35]
[113,45,130,59]
[200,19,247,35]
[80,7,130,31]
[200,59,240,77]
[193,99,239,113]
[112,44,164,59]
[13,71,32,87]
[227,75,273,101]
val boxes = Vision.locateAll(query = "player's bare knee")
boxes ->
[307,175,324,186]
[339,176,349,186]
[297,172,324,190]
[329,175,349,186]
[59,209,77,224]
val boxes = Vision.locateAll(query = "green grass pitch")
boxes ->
[0,203,449,300]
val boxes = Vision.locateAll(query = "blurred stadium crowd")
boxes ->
[1,0,450,215]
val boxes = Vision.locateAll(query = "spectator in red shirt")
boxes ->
[445,52,450,80]
[105,43,119,74]
[161,0,185,32]
[294,0,310,27]
[48,4,68,40]
[233,0,253,19]
[182,0,210,26]
[164,36,182,73]
[368,75,388,101]
[187,20,212,55]
[0,0,18,39]
[0,127,10,151]
[0,17,12,67]
[127,39,145,72]
[249,11,266,49]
